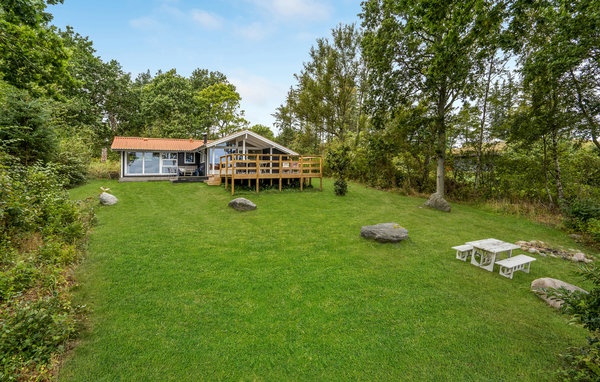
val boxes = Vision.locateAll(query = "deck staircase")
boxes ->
[205,175,221,186]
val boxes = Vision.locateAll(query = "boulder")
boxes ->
[572,252,586,262]
[99,192,118,206]
[528,248,538,254]
[531,278,588,309]
[228,197,257,211]
[360,223,408,243]
[423,193,451,213]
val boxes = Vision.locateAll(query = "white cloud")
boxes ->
[190,9,223,29]
[250,0,331,21]
[229,72,287,127]
[236,22,271,41]
[129,16,164,30]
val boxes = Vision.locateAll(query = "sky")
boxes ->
[49,0,363,133]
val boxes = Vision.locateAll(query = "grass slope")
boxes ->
[62,179,594,381]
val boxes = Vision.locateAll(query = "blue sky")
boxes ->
[49,0,363,132]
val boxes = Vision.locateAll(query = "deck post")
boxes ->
[231,155,235,195]
[300,156,304,191]
[319,156,322,191]
[279,155,282,192]
[256,154,259,193]
[225,155,228,190]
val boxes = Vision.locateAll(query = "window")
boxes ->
[144,152,160,174]
[185,152,195,164]
[161,153,177,174]
[127,152,143,174]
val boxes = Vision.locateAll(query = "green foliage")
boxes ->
[0,156,93,379]
[88,159,120,180]
[333,178,347,196]
[550,264,600,380]
[0,81,57,165]
[563,199,600,232]
[0,296,80,380]
[195,82,248,138]
[54,136,91,188]
[250,124,274,140]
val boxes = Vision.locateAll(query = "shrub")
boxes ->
[0,296,80,380]
[334,178,348,196]
[550,264,600,380]
[88,159,120,180]
[563,199,600,231]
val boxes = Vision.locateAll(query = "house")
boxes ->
[111,129,302,182]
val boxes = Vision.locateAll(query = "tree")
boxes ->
[361,0,505,205]
[195,82,247,138]
[250,124,274,139]
[0,0,72,95]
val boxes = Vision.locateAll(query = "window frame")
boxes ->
[184,152,195,164]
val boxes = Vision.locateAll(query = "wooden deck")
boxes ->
[218,154,322,195]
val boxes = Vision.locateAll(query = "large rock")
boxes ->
[531,278,588,309]
[360,223,408,243]
[99,192,118,206]
[228,197,257,211]
[423,193,451,212]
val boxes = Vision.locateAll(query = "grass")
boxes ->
[61,178,596,381]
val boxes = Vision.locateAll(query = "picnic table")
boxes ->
[466,238,520,272]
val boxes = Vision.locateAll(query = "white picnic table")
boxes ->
[466,238,520,272]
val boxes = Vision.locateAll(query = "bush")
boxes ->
[563,199,600,231]
[88,159,120,179]
[550,264,600,380]
[334,178,348,196]
[54,137,92,188]
[0,296,80,380]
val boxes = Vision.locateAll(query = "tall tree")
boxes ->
[361,0,505,206]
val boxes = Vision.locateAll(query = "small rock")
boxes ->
[569,234,583,240]
[228,198,257,211]
[360,223,409,243]
[423,193,451,213]
[572,253,586,262]
[99,192,118,206]
[584,258,593,263]
[549,254,558,258]
[528,248,537,254]
[521,246,528,251]
[531,278,588,309]
[516,240,528,246]
[538,252,547,257]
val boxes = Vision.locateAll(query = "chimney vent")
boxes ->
[203,133,208,144]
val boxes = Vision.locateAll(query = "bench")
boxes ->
[452,244,473,262]
[494,255,536,279]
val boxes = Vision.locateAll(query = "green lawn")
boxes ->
[62,179,595,381]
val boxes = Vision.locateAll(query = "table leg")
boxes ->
[482,252,496,272]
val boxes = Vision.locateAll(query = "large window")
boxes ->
[126,151,177,175]
[161,153,177,174]
[144,152,160,173]
[127,152,143,174]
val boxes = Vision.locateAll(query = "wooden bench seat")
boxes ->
[452,244,473,262]
[495,254,536,279]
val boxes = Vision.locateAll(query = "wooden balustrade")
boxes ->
[218,154,322,195]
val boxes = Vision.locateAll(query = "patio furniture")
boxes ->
[452,244,474,262]
[466,238,520,272]
[495,255,536,279]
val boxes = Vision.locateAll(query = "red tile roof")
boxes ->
[111,136,212,151]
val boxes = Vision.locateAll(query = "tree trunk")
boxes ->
[435,84,447,197]
[551,130,565,203]
[474,58,494,192]
[569,69,600,153]
[542,135,554,205]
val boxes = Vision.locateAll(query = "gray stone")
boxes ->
[528,248,538,254]
[516,241,528,246]
[360,223,409,243]
[423,193,451,213]
[569,234,583,240]
[572,252,586,262]
[531,278,588,309]
[99,192,118,206]
[228,197,257,211]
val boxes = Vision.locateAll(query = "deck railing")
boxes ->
[218,154,322,194]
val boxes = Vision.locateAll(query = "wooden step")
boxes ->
[205,176,221,186]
